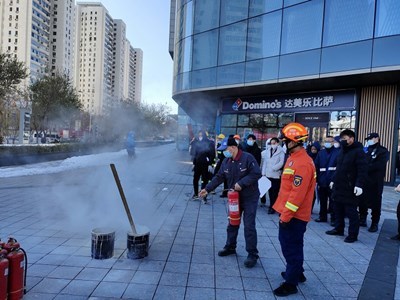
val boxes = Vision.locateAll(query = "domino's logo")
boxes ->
[232,98,242,111]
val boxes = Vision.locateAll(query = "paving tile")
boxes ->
[216,288,246,300]
[242,276,271,291]
[24,292,57,299]
[137,259,165,272]
[131,270,162,284]
[48,266,83,279]
[112,258,141,270]
[27,264,58,277]
[160,271,188,286]
[189,262,214,275]
[164,261,190,273]
[215,275,243,290]
[50,245,81,255]
[168,251,191,262]
[187,273,215,288]
[26,276,44,292]
[324,283,358,297]
[62,255,92,267]
[185,287,215,300]
[60,279,99,296]
[54,295,87,300]
[30,278,71,294]
[36,254,70,265]
[86,257,119,268]
[123,283,157,299]
[91,281,128,298]
[103,269,134,282]
[245,290,277,300]
[75,267,109,281]
[153,285,186,300]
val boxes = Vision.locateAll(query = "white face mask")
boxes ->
[334,142,340,148]
[199,137,203,141]
[367,139,376,146]
[235,139,240,145]
[271,144,278,150]
[247,140,254,146]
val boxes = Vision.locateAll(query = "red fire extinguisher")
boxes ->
[228,190,241,226]
[4,238,27,300]
[0,249,9,300]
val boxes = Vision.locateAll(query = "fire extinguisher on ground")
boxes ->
[4,238,27,300]
[228,190,241,226]
[0,248,9,300]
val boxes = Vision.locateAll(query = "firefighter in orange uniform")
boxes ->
[272,123,316,297]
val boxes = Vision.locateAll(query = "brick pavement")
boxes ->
[0,145,399,299]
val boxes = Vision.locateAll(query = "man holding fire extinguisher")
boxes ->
[272,123,316,297]
[199,137,262,268]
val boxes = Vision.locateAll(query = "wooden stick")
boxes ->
[110,163,137,235]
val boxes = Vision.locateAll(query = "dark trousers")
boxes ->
[279,218,307,286]
[267,177,281,208]
[214,161,228,195]
[225,195,259,256]
[359,183,383,225]
[317,186,335,220]
[334,202,359,237]
[397,200,400,234]
[193,164,209,195]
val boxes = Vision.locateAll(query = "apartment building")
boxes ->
[0,0,143,116]
[0,0,50,83]
[49,0,76,79]
[74,2,114,115]
[129,47,142,104]
[112,19,126,103]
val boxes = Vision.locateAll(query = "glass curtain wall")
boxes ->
[174,0,400,93]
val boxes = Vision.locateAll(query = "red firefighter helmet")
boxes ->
[279,123,308,143]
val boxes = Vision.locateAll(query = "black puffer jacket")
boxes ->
[332,141,367,205]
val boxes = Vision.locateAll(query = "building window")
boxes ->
[219,21,247,65]
[281,0,324,54]
[192,29,218,70]
[375,0,400,37]
[193,0,220,33]
[220,0,249,26]
[323,0,375,47]
[247,10,282,60]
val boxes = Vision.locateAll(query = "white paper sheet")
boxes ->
[258,176,271,198]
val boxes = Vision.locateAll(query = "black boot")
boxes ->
[359,217,367,227]
[368,223,378,232]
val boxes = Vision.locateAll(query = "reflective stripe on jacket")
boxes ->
[273,148,316,222]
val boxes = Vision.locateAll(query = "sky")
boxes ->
[81,0,178,113]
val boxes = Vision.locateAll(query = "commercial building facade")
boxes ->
[171,0,400,183]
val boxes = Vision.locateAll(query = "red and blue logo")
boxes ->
[232,98,242,111]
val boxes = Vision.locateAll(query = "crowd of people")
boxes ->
[190,124,391,297]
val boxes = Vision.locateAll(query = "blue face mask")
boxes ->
[223,150,232,158]
[247,140,254,146]
[324,142,332,149]
[367,140,375,146]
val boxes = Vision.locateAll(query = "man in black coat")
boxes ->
[326,129,367,243]
[244,134,262,166]
[191,131,215,203]
[359,132,389,232]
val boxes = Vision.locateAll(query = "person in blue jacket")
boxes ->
[314,136,339,224]
[125,131,136,157]
[199,137,262,268]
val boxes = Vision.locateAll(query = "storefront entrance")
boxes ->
[295,112,330,143]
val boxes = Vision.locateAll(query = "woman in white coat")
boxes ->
[261,137,286,214]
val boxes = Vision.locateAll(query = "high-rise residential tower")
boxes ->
[49,0,76,79]
[75,2,114,115]
[0,0,51,84]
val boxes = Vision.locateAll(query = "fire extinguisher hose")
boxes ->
[20,247,27,294]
